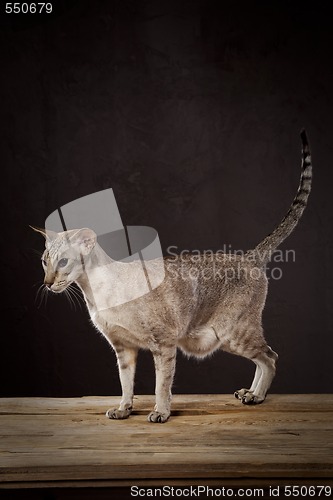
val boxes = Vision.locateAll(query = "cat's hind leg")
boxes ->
[240,346,278,404]
[235,345,278,405]
[106,346,138,420]
[234,362,262,401]
[220,320,278,404]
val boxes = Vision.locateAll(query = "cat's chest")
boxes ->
[89,307,120,332]
[90,307,153,347]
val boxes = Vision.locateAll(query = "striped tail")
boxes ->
[247,130,312,267]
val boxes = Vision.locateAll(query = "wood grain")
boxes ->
[0,395,332,488]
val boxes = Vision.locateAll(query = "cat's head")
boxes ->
[32,227,96,293]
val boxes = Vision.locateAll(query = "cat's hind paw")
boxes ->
[234,389,265,404]
[147,410,170,423]
[234,388,251,400]
[106,407,132,420]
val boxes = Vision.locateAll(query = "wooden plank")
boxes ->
[1,394,332,414]
[0,395,332,487]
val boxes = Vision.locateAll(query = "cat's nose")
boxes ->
[44,282,53,289]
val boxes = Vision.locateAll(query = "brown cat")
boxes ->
[33,130,312,422]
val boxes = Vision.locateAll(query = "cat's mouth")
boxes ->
[45,281,71,293]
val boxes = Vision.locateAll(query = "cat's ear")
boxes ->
[69,228,96,256]
[29,225,58,241]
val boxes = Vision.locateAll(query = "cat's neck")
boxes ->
[75,243,113,310]
[74,242,153,313]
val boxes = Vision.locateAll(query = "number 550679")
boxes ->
[5,3,53,14]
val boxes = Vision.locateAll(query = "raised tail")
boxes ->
[246,130,312,267]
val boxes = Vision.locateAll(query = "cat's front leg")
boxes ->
[148,345,177,423]
[106,346,138,420]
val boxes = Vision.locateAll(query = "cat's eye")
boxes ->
[58,258,68,268]
[41,259,47,267]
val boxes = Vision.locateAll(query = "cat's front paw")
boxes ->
[106,407,132,420]
[241,393,265,405]
[147,410,170,423]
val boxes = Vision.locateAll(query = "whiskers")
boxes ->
[34,282,49,309]
[64,284,84,311]
[33,281,84,311]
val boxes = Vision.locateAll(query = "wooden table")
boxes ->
[0,395,332,496]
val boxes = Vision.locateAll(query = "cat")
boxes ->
[32,130,312,423]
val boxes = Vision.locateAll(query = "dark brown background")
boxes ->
[1,0,332,398]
